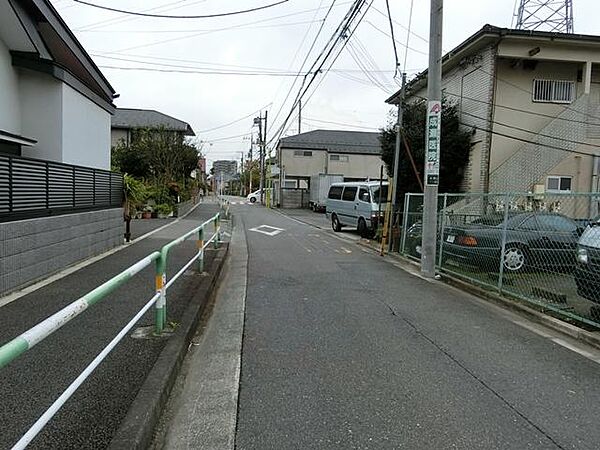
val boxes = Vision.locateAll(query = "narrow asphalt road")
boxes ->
[234,200,600,450]
[0,202,221,450]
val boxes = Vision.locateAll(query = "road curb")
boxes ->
[108,243,229,450]
[354,239,600,351]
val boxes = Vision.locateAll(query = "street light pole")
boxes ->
[421,0,443,278]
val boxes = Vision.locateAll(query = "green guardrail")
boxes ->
[0,205,228,449]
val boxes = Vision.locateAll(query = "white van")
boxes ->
[325,181,389,237]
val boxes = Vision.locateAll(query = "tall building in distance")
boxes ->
[212,160,238,180]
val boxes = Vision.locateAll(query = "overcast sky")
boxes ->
[50,0,597,170]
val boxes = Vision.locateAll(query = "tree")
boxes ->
[380,98,472,204]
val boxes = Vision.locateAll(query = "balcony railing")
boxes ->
[0,153,123,222]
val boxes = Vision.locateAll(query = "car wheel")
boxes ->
[503,244,527,272]
[332,214,341,232]
[249,197,256,203]
[357,218,371,238]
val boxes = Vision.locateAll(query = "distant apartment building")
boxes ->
[387,24,600,199]
[212,160,238,180]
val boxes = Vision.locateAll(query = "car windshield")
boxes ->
[371,185,389,204]
[579,225,600,248]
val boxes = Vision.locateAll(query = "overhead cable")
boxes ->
[71,0,289,19]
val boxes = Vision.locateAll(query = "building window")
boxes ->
[330,154,349,162]
[533,79,575,104]
[293,150,312,157]
[546,176,572,192]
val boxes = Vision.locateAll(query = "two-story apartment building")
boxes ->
[277,129,384,189]
[387,25,600,199]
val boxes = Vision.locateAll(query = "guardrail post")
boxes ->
[197,226,205,273]
[438,193,448,267]
[400,193,410,254]
[214,215,220,249]
[155,254,167,334]
[497,193,511,294]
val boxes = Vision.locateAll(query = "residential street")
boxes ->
[230,200,600,450]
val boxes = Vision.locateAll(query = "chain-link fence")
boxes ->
[399,192,600,329]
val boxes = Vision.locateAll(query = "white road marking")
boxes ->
[340,247,352,254]
[248,225,285,236]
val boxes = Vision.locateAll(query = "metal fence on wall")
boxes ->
[399,192,600,329]
[0,154,123,222]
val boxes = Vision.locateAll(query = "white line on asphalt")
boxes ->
[340,247,352,254]
[0,201,207,309]
[248,225,285,236]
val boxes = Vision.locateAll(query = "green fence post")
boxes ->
[155,253,167,334]
[214,215,220,249]
[197,226,205,273]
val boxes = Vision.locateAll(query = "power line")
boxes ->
[267,0,339,136]
[303,116,380,130]
[364,20,427,56]
[384,0,399,77]
[79,18,320,33]
[269,0,372,145]
[97,65,309,76]
[71,0,289,19]
[197,105,273,133]
[402,0,415,73]
[93,2,349,55]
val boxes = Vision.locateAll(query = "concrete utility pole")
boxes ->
[389,72,406,252]
[298,100,302,134]
[249,144,253,194]
[262,111,268,204]
[421,0,443,278]
[255,114,264,203]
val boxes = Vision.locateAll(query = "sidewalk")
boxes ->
[0,200,225,450]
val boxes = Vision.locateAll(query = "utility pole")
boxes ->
[248,143,253,194]
[298,100,302,134]
[389,72,406,252]
[240,151,244,196]
[421,0,443,278]
[263,111,268,204]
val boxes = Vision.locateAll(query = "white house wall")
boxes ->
[62,83,111,169]
[19,70,63,162]
[0,39,21,135]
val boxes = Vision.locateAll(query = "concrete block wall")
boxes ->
[0,208,123,296]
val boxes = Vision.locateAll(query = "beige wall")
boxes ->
[280,147,383,181]
[490,59,581,170]
[328,153,383,179]
[111,129,129,148]
[281,148,327,177]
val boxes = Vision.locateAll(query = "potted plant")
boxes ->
[156,203,172,219]
[142,205,153,219]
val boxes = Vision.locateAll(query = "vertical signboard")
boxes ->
[425,101,441,186]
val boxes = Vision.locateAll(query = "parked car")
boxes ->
[247,188,271,203]
[442,212,583,273]
[309,173,344,212]
[325,181,388,238]
[574,223,600,304]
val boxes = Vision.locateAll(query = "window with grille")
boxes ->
[546,176,572,192]
[532,79,575,103]
[293,150,312,157]
[329,154,349,162]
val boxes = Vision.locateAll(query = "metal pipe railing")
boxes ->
[0,210,225,449]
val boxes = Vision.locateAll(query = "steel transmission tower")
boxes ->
[514,0,574,33]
